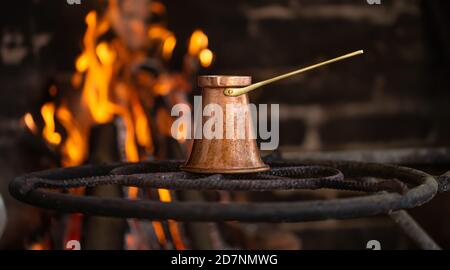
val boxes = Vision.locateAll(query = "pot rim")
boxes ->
[198,75,252,88]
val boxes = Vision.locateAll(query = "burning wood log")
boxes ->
[82,124,126,250]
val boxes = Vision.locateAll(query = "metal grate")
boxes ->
[9,149,450,249]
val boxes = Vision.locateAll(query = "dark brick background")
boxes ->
[163,0,450,150]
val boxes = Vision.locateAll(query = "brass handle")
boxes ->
[224,50,364,97]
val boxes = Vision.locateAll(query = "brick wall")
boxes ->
[165,0,450,151]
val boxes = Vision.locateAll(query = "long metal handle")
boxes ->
[224,50,364,97]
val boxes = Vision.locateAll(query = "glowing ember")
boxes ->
[128,187,140,199]
[29,243,46,250]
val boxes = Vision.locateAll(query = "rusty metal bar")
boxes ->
[282,147,450,165]
[389,210,441,250]
[9,160,439,222]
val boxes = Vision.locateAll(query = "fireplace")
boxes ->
[1,0,450,250]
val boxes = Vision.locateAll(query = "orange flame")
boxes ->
[148,25,177,60]
[199,48,213,68]
[26,5,213,249]
[173,121,188,143]
[152,221,168,247]
[78,11,145,164]
[132,99,153,151]
[79,12,115,124]
[56,104,87,167]
[188,30,208,55]
[75,53,89,73]
[23,113,37,134]
[188,30,213,68]
[41,102,61,145]
[162,35,176,60]
[157,189,185,250]
[128,187,140,199]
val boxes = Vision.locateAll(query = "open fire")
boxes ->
[21,0,214,250]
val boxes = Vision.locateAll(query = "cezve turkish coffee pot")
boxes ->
[181,50,364,174]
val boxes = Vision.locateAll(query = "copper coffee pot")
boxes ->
[180,75,269,173]
[181,50,364,174]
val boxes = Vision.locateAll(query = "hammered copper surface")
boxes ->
[181,75,269,174]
